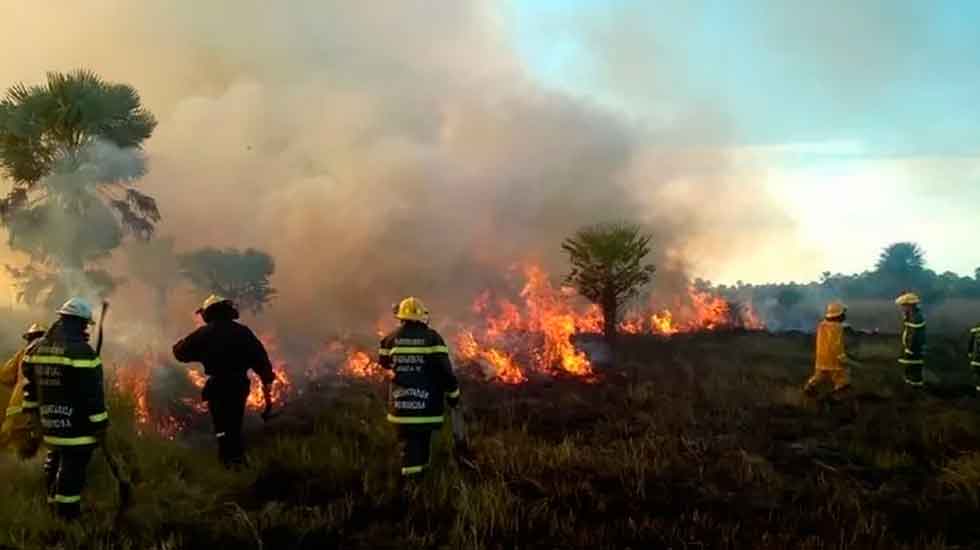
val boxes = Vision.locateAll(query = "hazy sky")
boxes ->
[0,0,977,304]
[509,0,980,282]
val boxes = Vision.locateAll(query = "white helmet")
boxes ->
[57,297,94,321]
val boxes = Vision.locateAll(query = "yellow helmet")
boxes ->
[825,302,846,319]
[22,322,47,340]
[196,294,231,314]
[895,292,921,306]
[394,296,428,322]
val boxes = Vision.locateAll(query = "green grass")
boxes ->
[2,332,980,548]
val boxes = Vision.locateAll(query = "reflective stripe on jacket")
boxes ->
[173,320,276,385]
[899,310,926,366]
[969,326,980,367]
[22,321,107,446]
[379,322,459,424]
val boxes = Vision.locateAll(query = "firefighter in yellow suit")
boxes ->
[0,322,47,459]
[804,303,857,395]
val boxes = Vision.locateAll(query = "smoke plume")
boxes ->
[0,2,797,353]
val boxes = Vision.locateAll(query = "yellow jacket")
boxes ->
[815,320,849,371]
[0,347,32,446]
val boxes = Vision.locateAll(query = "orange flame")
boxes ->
[617,285,763,335]
[308,340,390,382]
[339,349,389,380]
[650,310,678,335]
[455,329,527,384]
[455,265,764,383]
[113,352,191,439]
[246,333,293,409]
[455,263,594,382]
[113,333,295,439]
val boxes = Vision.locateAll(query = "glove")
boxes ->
[447,394,461,409]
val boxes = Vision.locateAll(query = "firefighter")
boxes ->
[379,297,460,483]
[0,322,47,459]
[967,322,980,394]
[896,292,926,387]
[22,299,108,519]
[804,303,858,396]
[173,295,276,468]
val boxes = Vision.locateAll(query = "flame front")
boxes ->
[454,264,764,383]
[340,349,388,380]
[113,335,294,439]
[113,352,191,440]
[110,264,764,433]
[456,264,594,383]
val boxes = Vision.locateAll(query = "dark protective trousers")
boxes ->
[903,361,924,386]
[44,445,95,519]
[396,424,437,478]
[205,378,250,468]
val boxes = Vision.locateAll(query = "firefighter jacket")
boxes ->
[900,309,927,367]
[814,320,856,371]
[22,322,108,447]
[969,324,980,368]
[379,321,460,425]
[173,320,276,386]
[0,346,34,444]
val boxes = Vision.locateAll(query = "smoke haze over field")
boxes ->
[0,1,811,345]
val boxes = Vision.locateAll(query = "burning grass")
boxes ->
[3,332,980,548]
[110,264,763,439]
[454,263,762,384]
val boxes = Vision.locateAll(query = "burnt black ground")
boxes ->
[2,331,980,549]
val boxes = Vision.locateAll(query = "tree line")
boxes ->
[713,242,980,308]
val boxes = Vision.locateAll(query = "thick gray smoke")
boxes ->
[0,2,798,354]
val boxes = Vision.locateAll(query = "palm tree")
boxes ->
[874,242,927,299]
[875,242,925,276]
[562,222,656,345]
[0,70,158,305]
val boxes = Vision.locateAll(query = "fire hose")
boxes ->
[95,301,133,513]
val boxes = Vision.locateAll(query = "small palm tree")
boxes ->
[562,222,656,345]
[0,70,158,304]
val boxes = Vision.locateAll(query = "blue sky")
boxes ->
[506,1,980,282]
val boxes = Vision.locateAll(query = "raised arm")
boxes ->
[173,326,209,363]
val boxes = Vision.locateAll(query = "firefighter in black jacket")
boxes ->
[22,298,108,519]
[379,297,461,481]
[896,292,927,387]
[970,322,980,394]
[173,295,276,468]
